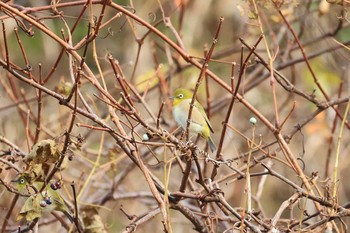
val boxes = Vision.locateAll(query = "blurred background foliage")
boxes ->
[0,0,350,232]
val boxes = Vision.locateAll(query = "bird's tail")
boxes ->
[208,137,216,152]
[62,210,74,223]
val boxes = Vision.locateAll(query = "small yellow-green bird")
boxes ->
[171,88,216,152]
[14,174,73,223]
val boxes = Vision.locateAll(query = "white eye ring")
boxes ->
[178,93,184,99]
[19,178,25,184]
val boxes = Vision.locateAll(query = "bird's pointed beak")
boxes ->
[11,178,18,183]
[169,96,175,100]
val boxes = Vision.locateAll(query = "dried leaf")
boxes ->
[83,207,108,233]
[25,139,60,164]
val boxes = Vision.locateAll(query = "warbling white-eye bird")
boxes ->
[13,174,73,223]
[170,88,216,152]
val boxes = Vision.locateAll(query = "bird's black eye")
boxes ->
[19,178,25,184]
[178,93,184,99]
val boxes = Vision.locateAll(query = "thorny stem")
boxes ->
[185,16,224,142]
[274,3,350,130]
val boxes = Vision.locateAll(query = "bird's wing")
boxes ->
[194,101,214,133]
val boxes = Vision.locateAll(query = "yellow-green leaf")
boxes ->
[57,79,73,96]
[17,196,43,221]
